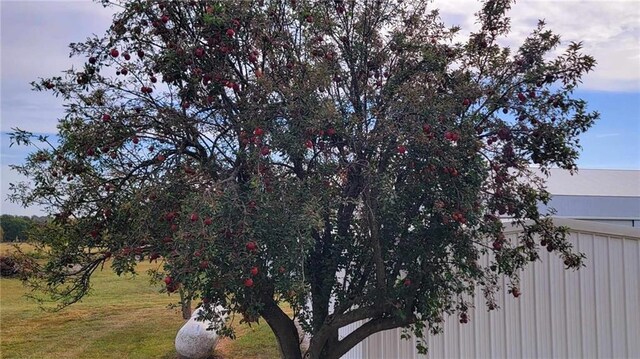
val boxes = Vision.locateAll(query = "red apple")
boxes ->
[167,282,179,293]
[403,279,411,287]
[132,136,139,144]
[123,52,131,60]
[254,127,264,136]
[194,47,204,57]
[165,211,177,222]
[164,276,173,285]
[462,98,471,106]
[305,139,314,149]
[102,114,111,122]
[89,56,97,64]
[137,50,145,58]
[161,14,169,23]
[452,211,466,224]
[203,217,212,226]
[246,241,257,251]
[444,131,460,142]
[110,48,119,58]
[260,146,270,156]
[517,92,526,103]
[250,266,259,276]
[226,28,235,37]
[190,213,199,222]
[244,278,254,287]
[397,145,407,154]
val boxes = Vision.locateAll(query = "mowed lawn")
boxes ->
[0,243,279,359]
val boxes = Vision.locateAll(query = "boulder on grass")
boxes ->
[175,306,225,359]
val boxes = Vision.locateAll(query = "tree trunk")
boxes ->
[260,299,303,359]
[180,290,192,320]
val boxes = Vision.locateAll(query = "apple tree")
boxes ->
[10,0,598,357]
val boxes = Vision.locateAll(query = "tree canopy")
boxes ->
[10,0,598,357]
[0,215,41,242]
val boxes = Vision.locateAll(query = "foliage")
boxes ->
[9,0,597,358]
[0,215,42,242]
[0,255,20,277]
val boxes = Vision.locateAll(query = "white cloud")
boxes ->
[432,0,640,92]
[0,1,116,134]
[594,133,621,138]
[1,1,636,136]
[0,165,47,216]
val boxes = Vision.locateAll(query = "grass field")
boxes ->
[0,243,280,359]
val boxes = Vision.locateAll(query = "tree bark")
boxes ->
[179,289,192,320]
[181,298,192,320]
[324,316,415,359]
[260,298,303,359]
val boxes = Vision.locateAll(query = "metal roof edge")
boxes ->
[502,217,640,239]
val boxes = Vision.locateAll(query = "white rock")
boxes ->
[63,264,83,274]
[175,306,225,359]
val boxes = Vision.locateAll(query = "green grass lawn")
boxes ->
[0,243,280,359]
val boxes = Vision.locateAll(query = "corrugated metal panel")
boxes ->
[536,168,640,197]
[539,195,640,220]
[341,224,640,358]
[575,219,637,227]
[339,321,364,359]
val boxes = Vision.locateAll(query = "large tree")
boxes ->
[10,0,598,357]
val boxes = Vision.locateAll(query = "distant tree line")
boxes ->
[0,215,48,242]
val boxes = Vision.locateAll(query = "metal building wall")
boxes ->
[340,220,640,358]
[339,321,365,359]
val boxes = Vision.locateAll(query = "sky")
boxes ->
[1,0,639,216]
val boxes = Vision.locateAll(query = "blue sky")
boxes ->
[1,0,639,215]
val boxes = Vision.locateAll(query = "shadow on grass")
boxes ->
[159,352,224,359]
